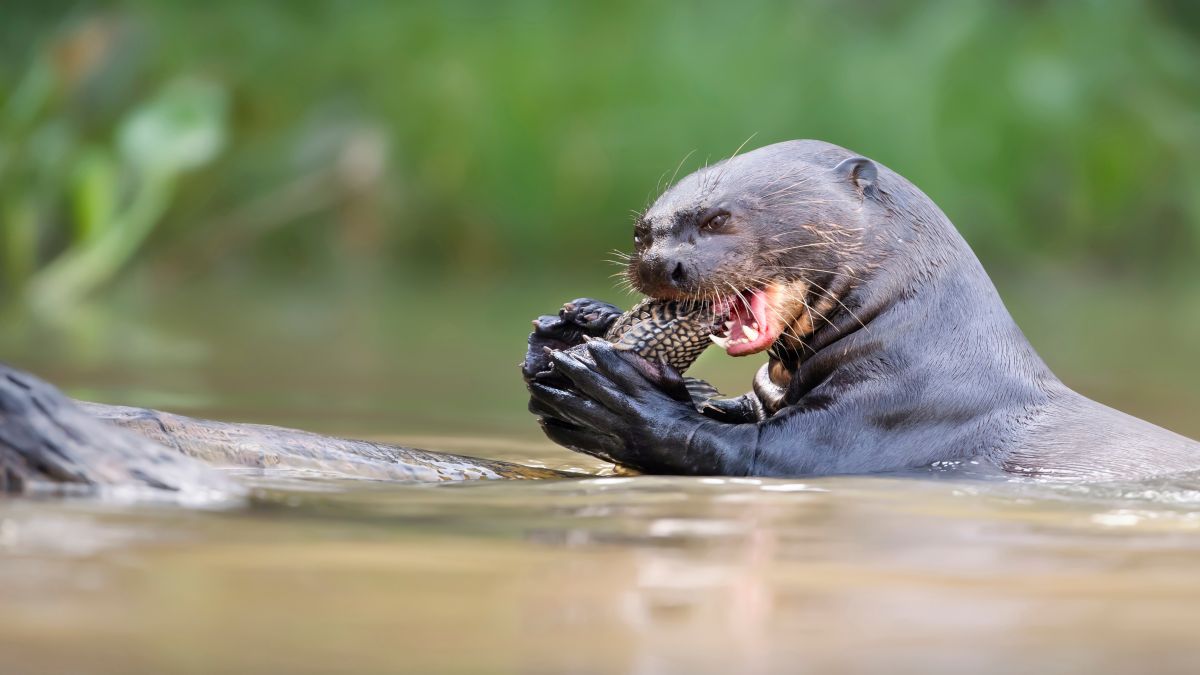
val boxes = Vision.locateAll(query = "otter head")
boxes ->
[627,140,881,357]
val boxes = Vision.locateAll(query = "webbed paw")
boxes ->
[698,393,767,424]
[558,298,624,335]
[521,298,623,381]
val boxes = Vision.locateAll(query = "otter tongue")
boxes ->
[725,287,778,357]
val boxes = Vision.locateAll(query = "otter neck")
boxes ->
[780,223,1057,408]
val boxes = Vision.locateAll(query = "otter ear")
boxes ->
[833,156,877,193]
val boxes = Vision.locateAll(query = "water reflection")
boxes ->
[4,471,1200,672]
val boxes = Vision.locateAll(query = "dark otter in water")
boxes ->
[0,297,718,495]
[0,363,570,496]
[525,139,1200,480]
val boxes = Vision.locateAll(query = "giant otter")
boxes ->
[525,139,1200,480]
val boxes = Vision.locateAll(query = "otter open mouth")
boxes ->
[710,285,783,357]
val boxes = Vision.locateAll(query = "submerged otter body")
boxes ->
[526,139,1200,481]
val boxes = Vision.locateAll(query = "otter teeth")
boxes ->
[742,325,760,341]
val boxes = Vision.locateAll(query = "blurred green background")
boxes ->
[1,1,1198,446]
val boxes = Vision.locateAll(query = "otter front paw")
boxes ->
[698,393,767,424]
[528,340,742,475]
[521,297,623,381]
[558,298,623,335]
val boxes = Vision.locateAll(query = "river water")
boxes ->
[2,279,1199,673]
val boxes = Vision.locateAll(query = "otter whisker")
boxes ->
[778,323,817,355]
[739,272,847,340]
[708,133,759,190]
[777,266,864,282]
[728,133,758,162]
[782,324,815,350]
[759,166,804,193]
[697,156,715,194]
[740,275,839,336]
[612,277,639,297]
[721,281,754,321]
[806,278,868,331]
[818,222,865,233]
[764,242,838,255]
[665,149,697,194]
[761,173,813,192]
[662,148,700,195]
[762,189,826,204]
[760,177,815,199]
[769,197,841,204]
[800,296,835,333]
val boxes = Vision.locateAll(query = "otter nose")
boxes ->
[670,260,687,284]
[638,253,690,296]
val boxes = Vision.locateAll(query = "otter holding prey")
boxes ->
[524,139,1200,480]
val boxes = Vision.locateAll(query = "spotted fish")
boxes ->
[604,299,722,373]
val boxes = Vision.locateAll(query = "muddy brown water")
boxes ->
[2,280,1199,673]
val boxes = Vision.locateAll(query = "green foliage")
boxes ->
[2,1,1199,308]
[27,80,227,313]
[0,18,227,312]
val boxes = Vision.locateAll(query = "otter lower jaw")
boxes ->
[709,284,788,356]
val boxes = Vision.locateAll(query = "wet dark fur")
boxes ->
[0,361,573,497]
[0,367,242,495]
[526,139,1200,480]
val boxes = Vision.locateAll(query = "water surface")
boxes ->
[2,280,1199,673]
[6,469,1200,673]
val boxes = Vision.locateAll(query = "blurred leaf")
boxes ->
[27,172,175,313]
[1,55,53,132]
[70,146,118,243]
[118,79,227,173]
[2,197,39,288]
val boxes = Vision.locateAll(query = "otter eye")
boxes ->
[633,221,651,246]
[701,211,730,231]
